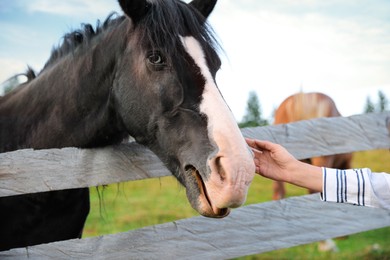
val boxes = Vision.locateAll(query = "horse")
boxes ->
[273,92,352,200]
[0,0,255,251]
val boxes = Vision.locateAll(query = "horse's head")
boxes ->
[114,0,255,218]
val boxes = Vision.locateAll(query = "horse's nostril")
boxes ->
[185,165,198,179]
[215,156,225,181]
[184,165,195,172]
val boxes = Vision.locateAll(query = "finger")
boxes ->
[252,140,270,149]
[246,138,267,150]
[254,140,280,154]
[245,138,256,148]
[254,162,261,174]
[251,147,263,154]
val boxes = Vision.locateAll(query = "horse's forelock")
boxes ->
[136,0,221,66]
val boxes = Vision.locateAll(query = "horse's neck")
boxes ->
[0,24,129,153]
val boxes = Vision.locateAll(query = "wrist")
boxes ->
[286,160,305,184]
[287,161,323,192]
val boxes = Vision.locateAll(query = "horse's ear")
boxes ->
[189,0,217,18]
[118,0,150,24]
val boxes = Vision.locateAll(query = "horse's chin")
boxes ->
[187,166,230,218]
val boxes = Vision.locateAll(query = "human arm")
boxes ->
[246,138,390,209]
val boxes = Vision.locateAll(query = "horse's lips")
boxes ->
[191,168,230,218]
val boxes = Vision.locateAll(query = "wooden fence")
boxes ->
[1,112,390,259]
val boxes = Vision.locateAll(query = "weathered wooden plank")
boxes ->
[242,111,390,160]
[2,194,390,259]
[0,143,170,197]
[0,112,389,197]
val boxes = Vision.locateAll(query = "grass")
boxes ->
[83,149,390,258]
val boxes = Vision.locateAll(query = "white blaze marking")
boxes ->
[180,36,244,154]
[181,36,255,210]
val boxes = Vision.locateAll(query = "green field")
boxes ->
[83,149,390,258]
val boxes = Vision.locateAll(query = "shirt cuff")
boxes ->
[320,167,371,206]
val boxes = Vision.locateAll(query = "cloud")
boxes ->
[22,0,120,17]
[0,22,38,46]
[210,1,390,119]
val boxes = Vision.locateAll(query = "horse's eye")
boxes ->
[147,52,165,65]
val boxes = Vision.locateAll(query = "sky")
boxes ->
[1,0,389,122]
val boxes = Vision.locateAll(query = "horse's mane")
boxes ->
[11,13,124,86]
[43,13,125,72]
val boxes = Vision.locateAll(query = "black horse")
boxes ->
[0,0,255,251]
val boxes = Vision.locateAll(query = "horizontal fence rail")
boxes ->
[0,143,170,197]
[242,111,390,159]
[1,112,389,198]
[2,194,390,259]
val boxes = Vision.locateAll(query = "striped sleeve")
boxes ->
[320,167,390,210]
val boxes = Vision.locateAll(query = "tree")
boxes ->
[363,90,389,114]
[377,90,388,112]
[239,91,268,128]
[363,96,375,113]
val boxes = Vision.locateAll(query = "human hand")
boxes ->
[245,138,323,192]
[245,139,298,183]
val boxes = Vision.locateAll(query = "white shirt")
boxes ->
[321,167,390,210]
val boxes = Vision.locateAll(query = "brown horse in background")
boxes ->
[273,92,353,200]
